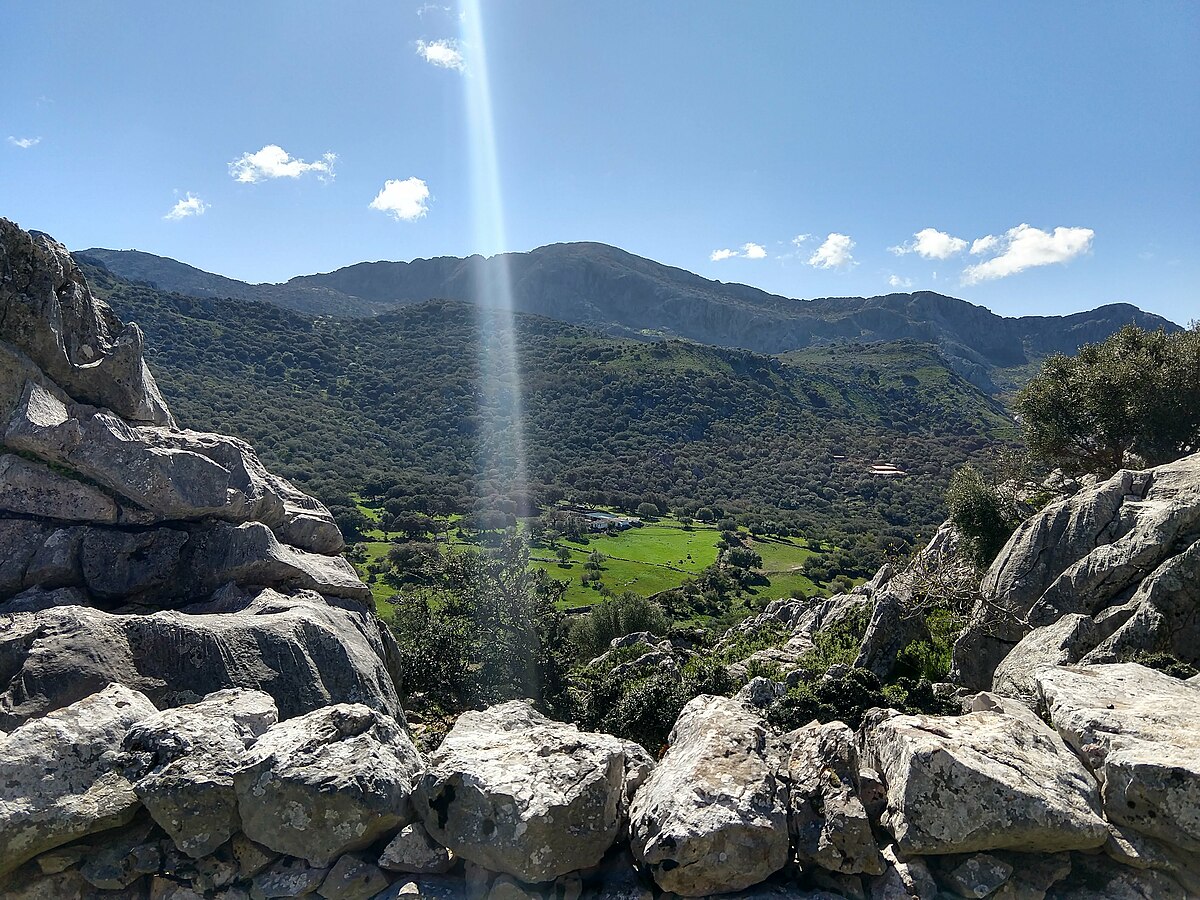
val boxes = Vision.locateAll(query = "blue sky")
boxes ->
[2,1,1196,322]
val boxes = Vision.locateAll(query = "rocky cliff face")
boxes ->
[0,218,399,728]
[3,218,1198,900]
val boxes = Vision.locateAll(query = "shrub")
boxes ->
[946,464,1020,569]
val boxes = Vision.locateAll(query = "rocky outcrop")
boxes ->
[629,695,789,896]
[953,453,1200,690]
[0,218,382,731]
[417,700,652,883]
[0,586,403,729]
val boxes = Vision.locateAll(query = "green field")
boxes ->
[350,503,827,616]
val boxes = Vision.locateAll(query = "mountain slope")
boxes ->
[82,242,1179,392]
[81,259,1017,570]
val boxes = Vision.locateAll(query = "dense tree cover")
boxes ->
[88,262,1015,570]
[1016,324,1200,475]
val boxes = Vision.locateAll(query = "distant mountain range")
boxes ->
[80,242,1179,392]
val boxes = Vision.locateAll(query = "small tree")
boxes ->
[636,502,659,520]
[556,547,573,567]
[1016,324,1200,475]
[946,464,1021,570]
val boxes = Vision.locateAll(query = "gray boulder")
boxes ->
[783,720,884,876]
[234,703,423,867]
[859,705,1109,855]
[378,822,454,875]
[417,700,650,883]
[1036,664,1200,855]
[0,587,403,729]
[0,683,157,876]
[122,688,278,857]
[629,695,789,896]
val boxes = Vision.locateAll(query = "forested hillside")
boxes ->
[85,262,1017,570]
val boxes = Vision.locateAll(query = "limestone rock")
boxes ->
[0,219,174,426]
[252,857,330,898]
[1036,664,1200,854]
[77,815,159,889]
[417,700,648,883]
[0,587,403,729]
[0,683,158,876]
[782,720,884,876]
[378,822,454,875]
[231,833,279,879]
[859,706,1108,855]
[991,613,1129,705]
[933,853,1013,898]
[952,454,1200,689]
[318,854,390,900]
[3,380,342,556]
[869,845,937,900]
[123,688,278,857]
[628,695,789,896]
[0,453,118,523]
[234,703,423,867]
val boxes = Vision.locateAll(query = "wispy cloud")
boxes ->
[808,233,856,269]
[228,145,336,183]
[164,192,208,221]
[888,274,913,289]
[417,38,465,71]
[791,234,812,247]
[370,177,431,221]
[889,227,968,260]
[416,3,451,16]
[7,136,40,149]
[711,242,767,262]
[962,224,1094,284]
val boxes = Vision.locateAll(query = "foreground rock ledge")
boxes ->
[417,700,652,883]
[629,695,789,897]
[860,703,1109,855]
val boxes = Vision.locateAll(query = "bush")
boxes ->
[946,464,1020,569]
[568,592,672,659]
[766,667,886,731]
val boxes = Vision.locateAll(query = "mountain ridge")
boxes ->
[80,241,1180,392]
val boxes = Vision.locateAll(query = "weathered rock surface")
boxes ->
[0,453,118,523]
[378,822,454,874]
[123,688,278,857]
[1036,664,1200,855]
[783,720,884,876]
[0,586,403,728]
[0,683,157,876]
[417,700,651,883]
[234,703,423,867]
[860,705,1109,855]
[1,220,174,426]
[629,695,789,896]
[953,453,1200,689]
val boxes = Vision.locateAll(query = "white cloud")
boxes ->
[7,136,40,149]
[228,145,336,183]
[888,274,913,289]
[370,177,431,221]
[710,242,767,262]
[416,3,451,15]
[970,234,1000,256]
[164,193,207,221]
[889,227,968,260]
[417,38,465,71]
[808,233,856,269]
[961,224,1095,284]
[791,233,811,247]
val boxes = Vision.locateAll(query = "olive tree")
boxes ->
[1015,324,1200,475]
